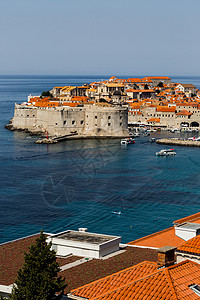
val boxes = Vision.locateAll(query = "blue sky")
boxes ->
[0,0,200,75]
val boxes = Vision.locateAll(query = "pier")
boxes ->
[156,138,200,147]
[35,132,78,144]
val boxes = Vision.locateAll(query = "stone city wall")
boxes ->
[12,104,129,137]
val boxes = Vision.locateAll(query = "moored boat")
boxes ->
[121,138,135,145]
[150,137,156,143]
[156,149,176,156]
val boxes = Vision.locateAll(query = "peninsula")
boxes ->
[6,76,200,139]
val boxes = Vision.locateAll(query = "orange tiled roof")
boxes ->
[176,110,192,116]
[134,111,143,115]
[156,106,176,112]
[129,103,141,108]
[63,102,78,107]
[90,260,200,300]
[177,234,200,255]
[150,76,171,79]
[174,212,200,225]
[70,261,157,299]
[127,89,155,93]
[147,118,160,122]
[128,226,184,248]
[127,78,141,82]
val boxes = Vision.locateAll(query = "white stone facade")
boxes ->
[47,230,121,259]
[12,104,129,137]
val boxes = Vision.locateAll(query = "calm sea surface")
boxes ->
[1,75,200,244]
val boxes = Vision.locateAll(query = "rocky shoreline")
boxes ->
[4,119,45,136]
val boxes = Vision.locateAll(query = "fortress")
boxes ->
[10,103,129,138]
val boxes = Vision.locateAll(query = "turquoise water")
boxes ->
[1,75,200,244]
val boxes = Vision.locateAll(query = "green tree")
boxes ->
[11,231,66,300]
[41,91,52,97]
[157,81,164,87]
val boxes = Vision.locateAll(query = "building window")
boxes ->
[108,116,111,119]
[120,116,122,119]
[55,123,58,125]
[108,123,111,126]
[72,120,75,125]
[63,120,66,125]
[120,122,122,126]
[80,120,84,125]
[95,116,97,119]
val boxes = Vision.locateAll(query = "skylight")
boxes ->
[189,284,200,297]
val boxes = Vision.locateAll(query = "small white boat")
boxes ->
[112,211,122,215]
[121,138,135,145]
[121,139,128,145]
[156,149,176,156]
[133,132,140,137]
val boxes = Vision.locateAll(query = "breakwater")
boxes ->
[157,138,200,147]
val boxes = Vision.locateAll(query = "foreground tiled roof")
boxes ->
[0,234,40,285]
[177,234,200,255]
[75,260,200,300]
[128,227,184,248]
[70,261,157,299]
[61,246,157,293]
[0,234,81,286]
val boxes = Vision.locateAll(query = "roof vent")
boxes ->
[78,228,88,232]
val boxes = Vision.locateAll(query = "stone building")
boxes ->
[12,104,129,137]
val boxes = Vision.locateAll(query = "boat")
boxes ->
[112,211,122,215]
[143,131,150,136]
[150,137,156,143]
[121,139,128,145]
[156,149,176,156]
[121,138,135,145]
[132,132,140,137]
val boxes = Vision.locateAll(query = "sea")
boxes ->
[1,75,200,244]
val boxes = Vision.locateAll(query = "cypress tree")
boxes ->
[11,231,67,300]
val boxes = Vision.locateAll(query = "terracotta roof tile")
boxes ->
[90,266,177,300]
[176,110,193,116]
[147,118,160,122]
[177,235,200,255]
[70,261,157,299]
[84,261,200,300]
[156,106,176,112]
[128,227,184,248]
